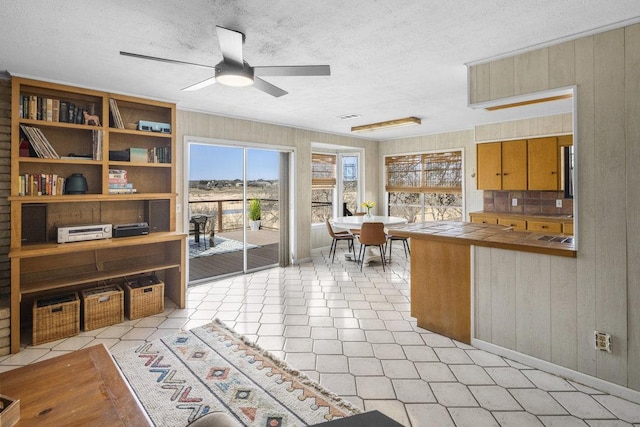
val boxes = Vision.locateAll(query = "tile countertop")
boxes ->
[386,221,576,258]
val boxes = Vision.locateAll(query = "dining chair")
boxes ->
[326,220,354,263]
[386,233,410,261]
[357,222,387,271]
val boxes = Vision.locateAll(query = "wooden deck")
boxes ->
[189,229,280,283]
[189,243,279,282]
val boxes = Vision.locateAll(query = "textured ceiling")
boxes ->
[2,1,640,140]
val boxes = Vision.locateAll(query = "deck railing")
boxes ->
[188,198,279,233]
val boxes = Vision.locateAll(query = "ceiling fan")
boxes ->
[120,26,330,97]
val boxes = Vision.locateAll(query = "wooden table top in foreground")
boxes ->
[0,344,151,426]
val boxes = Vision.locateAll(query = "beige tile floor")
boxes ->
[2,245,640,426]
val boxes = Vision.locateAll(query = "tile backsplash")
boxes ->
[483,190,573,215]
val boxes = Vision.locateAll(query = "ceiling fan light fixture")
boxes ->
[215,61,254,87]
[351,116,421,133]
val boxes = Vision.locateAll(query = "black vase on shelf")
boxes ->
[65,173,88,194]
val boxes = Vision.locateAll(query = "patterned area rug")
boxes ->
[189,236,258,259]
[112,320,361,426]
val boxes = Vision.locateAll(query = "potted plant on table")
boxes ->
[249,198,261,231]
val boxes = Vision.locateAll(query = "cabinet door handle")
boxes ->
[542,225,548,229]
[551,171,557,174]
[495,173,501,176]
[503,173,509,176]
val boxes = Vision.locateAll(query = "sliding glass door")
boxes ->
[187,143,286,284]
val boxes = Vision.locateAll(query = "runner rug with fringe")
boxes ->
[112,319,361,426]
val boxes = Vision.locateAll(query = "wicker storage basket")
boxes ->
[123,275,164,320]
[33,293,80,345]
[81,284,124,331]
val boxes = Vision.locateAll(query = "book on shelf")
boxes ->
[19,124,60,158]
[52,99,60,122]
[92,130,103,160]
[109,98,124,129]
[108,188,137,194]
[108,183,134,189]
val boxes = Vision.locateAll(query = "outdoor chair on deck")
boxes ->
[357,222,387,271]
[326,220,354,263]
[190,215,209,249]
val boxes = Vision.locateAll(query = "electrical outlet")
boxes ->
[594,331,612,352]
[512,198,518,206]
[556,199,563,208]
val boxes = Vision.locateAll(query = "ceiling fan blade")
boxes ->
[253,77,288,97]
[254,65,331,77]
[120,51,215,69]
[182,76,217,91]
[216,26,244,67]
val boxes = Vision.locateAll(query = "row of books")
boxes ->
[20,125,59,158]
[19,94,96,124]
[108,169,137,194]
[148,146,171,164]
[18,173,66,196]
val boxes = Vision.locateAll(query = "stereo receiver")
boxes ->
[57,224,112,243]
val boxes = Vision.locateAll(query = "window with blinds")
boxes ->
[311,153,336,188]
[386,150,463,222]
[385,151,462,194]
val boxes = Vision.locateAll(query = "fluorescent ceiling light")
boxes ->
[351,116,421,133]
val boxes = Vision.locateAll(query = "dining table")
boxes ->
[331,215,408,265]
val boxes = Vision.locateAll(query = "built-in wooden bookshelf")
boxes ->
[9,77,185,353]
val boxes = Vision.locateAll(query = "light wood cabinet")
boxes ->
[469,212,498,225]
[501,140,528,189]
[470,212,572,235]
[528,136,560,190]
[563,222,574,235]
[497,218,527,231]
[526,220,563,234]
[9,77,186,353]
[476,140,527,190]
[477,135,572,191]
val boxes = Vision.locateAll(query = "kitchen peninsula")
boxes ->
[387,221,575,344]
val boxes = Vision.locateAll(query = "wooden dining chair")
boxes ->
[326,220,354,263]
[386,233,410,261]
[357,222,387,271]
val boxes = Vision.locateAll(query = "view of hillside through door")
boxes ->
[187,143,286,284]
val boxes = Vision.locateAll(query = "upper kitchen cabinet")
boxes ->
[527,136,559,190]
[477,140,527,190]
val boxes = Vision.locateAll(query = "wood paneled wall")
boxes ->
[175,111,378,259]
[475,113,572,143]
[470,24,640,391]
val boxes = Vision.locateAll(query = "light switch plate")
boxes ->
[556,199,563,208]
[512,198,517,206]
